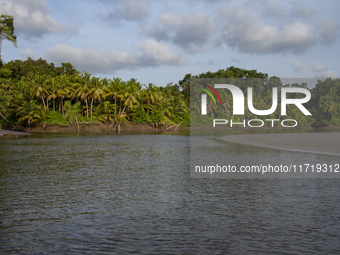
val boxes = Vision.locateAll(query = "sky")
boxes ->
[1,0,340,87]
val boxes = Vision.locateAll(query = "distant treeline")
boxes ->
[0,58,339,127]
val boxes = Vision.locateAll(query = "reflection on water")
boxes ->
[1,132,340,254]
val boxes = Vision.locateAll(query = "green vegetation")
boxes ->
[0,58,189,128]
[0,57,339,129]
[187,69,340,127]
[0,14,17,60]
[307,78,340,126]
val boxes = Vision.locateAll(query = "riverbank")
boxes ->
[0,122,189,135]
[0,129,32,139]
[1,122,340,136]
[221,132,340,155]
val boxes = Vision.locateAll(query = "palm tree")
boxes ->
[322,99,337,118]
[97,101,115,123]
[206,97,217,118]
[152,98,172,124]
[162,86,175,102]
[16,100,42,126]
[106,77,122,116]
[74,72,91,118]
[142,83,159,115]
[120,79,140,118]
[47,77,59,112]
[30,74,49,110]
[14,79,31,103]
[170,94,188,119]
[56,75,70,115]
[88,77,105,118]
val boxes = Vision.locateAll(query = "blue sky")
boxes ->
[1,0,340,86]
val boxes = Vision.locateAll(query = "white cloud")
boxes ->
[43,41,186,74]
[138,40,187,65]
[312,61,327,72]
[143,13,216,53]
[273,22,316,52]
[316,19,339,44]
[44,44,137,72]
[99,0,150,22]
[0,0,78,38]
[292,60,306,73]
[312,62,338,78]
[20,48,35,59]
[216,6,316,54]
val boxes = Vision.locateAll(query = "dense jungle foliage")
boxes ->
[0,58,339,127]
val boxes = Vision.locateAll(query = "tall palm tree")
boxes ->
[143,83,159,115]
[30,74,49,110]
[56,75,70,115]
[206,96,217,118]
[74,72,91,118]
[47,77,59,112]
[322,99,337,118]
[170,94,188,119]
[106,77,122,116]
[88,77,105,118]
[120,79,140,117]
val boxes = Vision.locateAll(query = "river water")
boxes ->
[1,132,340,254]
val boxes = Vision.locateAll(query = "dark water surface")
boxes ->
[1,133,340,254]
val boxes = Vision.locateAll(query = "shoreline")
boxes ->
[0,129,32,138]
[1,122,340,137]
[0,122,189,136]
[189,123,340,130]
[221,132,340,156]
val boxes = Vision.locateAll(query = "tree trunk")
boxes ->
[114,94,117,116]
[85,99,88,118]
[0,112,15,127]
[41,95,46,110]
[121,96,131,117]
[75,117,80,133]
[147,98,151,115]
[90,97,94,119]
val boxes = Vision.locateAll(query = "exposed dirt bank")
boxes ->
[0,129,32,139]
[1,122,188,134]
[1,122,339,136]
